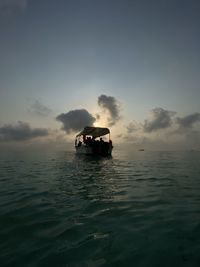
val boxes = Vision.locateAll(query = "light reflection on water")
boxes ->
[0,149,200,266]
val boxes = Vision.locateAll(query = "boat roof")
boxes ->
[76,126,110,137]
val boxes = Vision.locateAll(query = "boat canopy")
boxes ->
[76,126,110,138]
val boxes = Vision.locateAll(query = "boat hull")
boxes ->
[75,144,112,156]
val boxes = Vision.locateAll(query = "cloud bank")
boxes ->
[98,94,120,126]
[56,109,96,133]
[0,121,48,141]
[125,107,200,150]
[176,113,200,129]
[143,107,176,132]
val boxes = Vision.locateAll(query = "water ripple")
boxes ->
[0,150,200,266]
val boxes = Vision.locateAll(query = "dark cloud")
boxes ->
[143,107,176,132]
[98,94,120,126]
[56,109,96,133]
[0,121,49,141]
[28,100,52,117]
[95,113,101,120]
[176,113,200,129]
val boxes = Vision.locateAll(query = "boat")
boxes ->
[75,126,113,156]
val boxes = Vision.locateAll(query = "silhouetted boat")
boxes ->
[75,126,113,156]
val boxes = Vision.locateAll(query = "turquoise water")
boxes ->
[0,148,200,266]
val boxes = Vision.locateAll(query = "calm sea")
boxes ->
[0,148,200,267]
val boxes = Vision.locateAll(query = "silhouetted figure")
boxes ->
[109,139,113,148]
[78,141,82,147]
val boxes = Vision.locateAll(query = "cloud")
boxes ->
[56,109,96,133]
[121,107,200,150]
[126,121,141,133]
[143,107,176,132]
[176,113,200,129]
[95,113,101,121]
[98,94,121,126]
[28,100,52,117]
[0,121,49,141]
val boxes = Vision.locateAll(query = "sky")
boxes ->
[0,0,200,150]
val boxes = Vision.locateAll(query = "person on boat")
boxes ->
[109,139,113,148]
[98,137,104,154]
[100,137,104,143]
[85,136,92,146]
[91,136,96,144]
[78,140,82,147]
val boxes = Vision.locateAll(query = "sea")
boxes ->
[0,147,200,267]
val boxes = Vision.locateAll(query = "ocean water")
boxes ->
[0,148,200,267]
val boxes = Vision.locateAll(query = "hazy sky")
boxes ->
[0,0,200,149]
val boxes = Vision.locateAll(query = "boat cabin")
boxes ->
[75,126,113,156]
